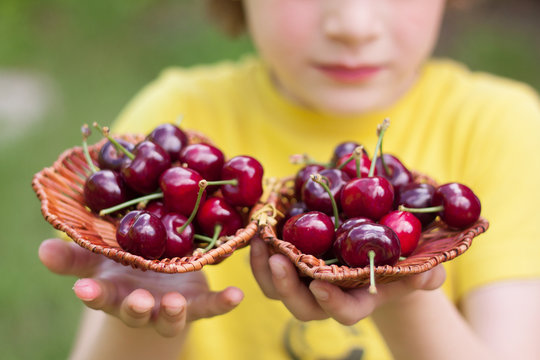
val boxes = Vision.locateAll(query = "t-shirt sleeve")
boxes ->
[449,84,540,300]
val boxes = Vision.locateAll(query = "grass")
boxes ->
[0,2,538,359]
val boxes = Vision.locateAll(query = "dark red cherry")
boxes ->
[294,164,326,199]
[282,211,335,257]
[161,212,194,258]
[286,201,309,220]
[147,123,188,162]
[333,217,374,258]
[336,152,371,179]
[336,223,400,268]
[432,183,481,229]
[221,156,264,207]
[196,197,243,237]
[116,210,166,259]
[380,210,421,257]
[98,139,135,171]
[330,141,365,166]
[121,140,171,194]
[396,183,436,227]
[145,200,167,219]
[340,176,395,221]
[375,154,413,191]
[84,170,128,212]
[179,143,225,192]
[159,167,205,217]
[302,168,350,215]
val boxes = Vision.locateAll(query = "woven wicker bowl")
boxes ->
[32,131,258,273]
[258,175,489,288]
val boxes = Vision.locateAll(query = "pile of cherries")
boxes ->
[281,120,481,292]
[82,122,264,260]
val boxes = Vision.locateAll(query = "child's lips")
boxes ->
[315,64,383,83]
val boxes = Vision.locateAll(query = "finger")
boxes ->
[119,289,155,328]
[405,265,446,291]
[249,238,280,299]
[73,278,118,312]
[310,280,377,326]
[187,286,244,322]
[39,238,101,278]
[155,292,187,337]
[268,254,327,321]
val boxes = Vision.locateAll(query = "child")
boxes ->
[39,0,540,359]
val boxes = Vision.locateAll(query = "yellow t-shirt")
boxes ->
[114,56,540,360]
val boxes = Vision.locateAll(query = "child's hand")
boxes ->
[39,238,244,337]
[249,237,445,325]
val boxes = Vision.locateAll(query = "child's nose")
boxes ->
[322,0,382,46]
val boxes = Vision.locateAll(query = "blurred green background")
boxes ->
[0,1,538,359]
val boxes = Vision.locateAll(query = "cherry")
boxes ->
[196,196,243,237]
[286,201,309,220]
[340,120,395,221]
[146,123,188,162]
[432,183,481,228]
[179,143,225,193]
[159,167,205,216]
[84,170,129,213]
[375,154,413,191]
[333,217,374,262]
[294,164,326,199]
[145,200,167,219]
[161,212,194,258]
[302,168,350,215]
[98,139,135,171]
[221,155,264,207]
[379,210,422,257]
[336,146,371,179]
[330,141,365,166]
[282,211,335,257]
[396,183,436,227]
[121,140,171,194]
[116,210,167,259]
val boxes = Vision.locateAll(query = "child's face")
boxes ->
[243,0,446,115]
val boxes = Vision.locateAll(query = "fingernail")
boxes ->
[270,261,286,279]
[311,287,329,301]
[164,306,183,317]
[73,279,96,301]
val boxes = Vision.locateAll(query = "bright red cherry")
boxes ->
[282,211,335,257]
[196,197,243,237]
[336,151,371,179]
[432,183,481,229]
[221,156,264,207]
[159,167,205,217]
[380,210,422,257]
[340,176,395,221]
[302,168,350,215]
[161,212,194,258]
[336,223,401,268]
[84,170,128,213]
[116,210,167,259]
[179,143,225,193]
[121,140,171,194]
[147,123,188,162]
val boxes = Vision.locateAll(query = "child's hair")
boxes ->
[205,0,480,38]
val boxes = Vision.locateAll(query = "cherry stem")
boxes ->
[368,118,390,177]
[289,153,329,167]
[81,124,99,174]
[175,114,184,127]
[311,174,340,230]
[194,224,223,253]
[398,204,444,213]
[93,122,135,160]
[368,250,378,294]
[99,192,163,216]
[325,258,339,265]
[177,180,208,234]
[206,179,239,187]
[336,146,364,178]
[377,122,391,176]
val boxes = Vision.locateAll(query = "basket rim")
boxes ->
[32,130,259,273]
